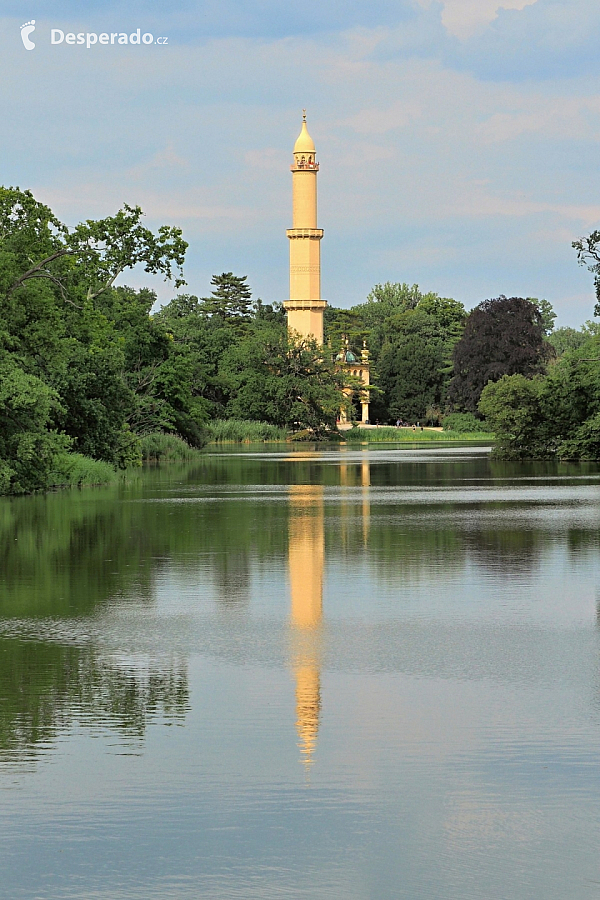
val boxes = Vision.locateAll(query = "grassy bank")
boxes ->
[140,432,204,462]
[47,453,118,487]
[206,419,289,443]
[343,427,495,443]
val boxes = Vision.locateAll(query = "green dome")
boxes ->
[335,347,358,364]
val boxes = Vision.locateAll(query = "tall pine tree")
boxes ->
[201,273,252,320]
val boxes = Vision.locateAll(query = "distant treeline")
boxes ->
[1,187,600,495]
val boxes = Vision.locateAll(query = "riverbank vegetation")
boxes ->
[2,186,600,495]
[47,453,119,487]
[139,432,205,462]
[205,420,289,443]
[344,427,494,443]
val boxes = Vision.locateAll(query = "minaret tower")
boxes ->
[284,112,326,344]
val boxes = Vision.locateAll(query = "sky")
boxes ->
[2,0,600,325]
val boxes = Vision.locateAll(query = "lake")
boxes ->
[1,445,600,899]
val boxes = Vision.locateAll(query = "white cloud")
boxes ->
[475,96,600,143]
[416,0,540,39]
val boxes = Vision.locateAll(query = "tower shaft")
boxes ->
[284,114,326,345]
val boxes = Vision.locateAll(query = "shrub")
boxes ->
[442,412,490,433]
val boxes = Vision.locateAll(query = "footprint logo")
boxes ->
[20,20,36,51]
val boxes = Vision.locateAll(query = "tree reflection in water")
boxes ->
[0,637,189,761]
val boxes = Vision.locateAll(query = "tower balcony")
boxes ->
[286,228,324,240]
[291,161,319,171]
[284,299,327,309]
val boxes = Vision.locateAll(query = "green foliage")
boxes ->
[529,298,557,335]
[558,412,600,460]
[479,332,600,459]
[253,297,286,324]
[155,292,235,420]
[200,272,252,321]
[206,419,289,443]
[0,188,187,305]
[0,188,220,492]
[324,307,368,358]
[345,283,466,422]
[52,340,134,465]
[442,412,491,433]
[221,323,346,435]
[377,312,446,421]
[0,356,69,493]
[364,281,423,312]
[548,326,587,356]
[139,432,205,461]
[478,374,547,458]
[47,452,118,486]
[65,203,187,301]
[115,424,142,469]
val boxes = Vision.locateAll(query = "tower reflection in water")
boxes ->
[288,484,324,768]
[288,456,370,767]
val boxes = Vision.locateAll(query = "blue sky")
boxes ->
[2,0,600,324]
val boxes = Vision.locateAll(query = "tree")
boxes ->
[253,298,285,324]
[339,283,466,422]
[449,296,551,413]
[364,282,422,312]
[220,323,346,434]
[478,374,546,458]
[529,298,556,335]
[573,231,600,316]
[2,194,187,304]
[377,308,447,421]
[324,307,368,358]
[548,326,587,356]
[479,331,600,459]
[0,355,69,493]
[0,190,191,475]
[201,272,252,321]
[156,293,237,419]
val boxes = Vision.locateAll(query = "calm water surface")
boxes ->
[1,445,600,899]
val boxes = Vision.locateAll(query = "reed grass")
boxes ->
[140,432,204,462]
[47,453,118,487]
[206,419,289,443]
[343,427,495,443]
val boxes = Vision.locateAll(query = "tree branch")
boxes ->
[6,249,71,296]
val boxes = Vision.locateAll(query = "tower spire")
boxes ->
[284,112,326,344]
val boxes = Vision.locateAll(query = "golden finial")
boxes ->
[302,109,307,122]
